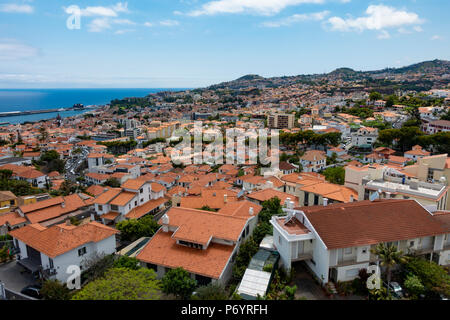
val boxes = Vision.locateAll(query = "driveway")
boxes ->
[0,260,38,292]
[292,262,328,300]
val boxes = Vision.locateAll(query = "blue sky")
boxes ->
[0,0,449,88]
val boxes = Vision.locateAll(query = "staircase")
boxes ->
[327,282,338,295]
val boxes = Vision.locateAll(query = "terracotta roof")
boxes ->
[102,212,120,221]
[19,197,64,214]
[218,200,262,219]
[160,207,248,244]
[150,183,165,193]
[302,200,447,249]
[299,182,358,203]
[109,191,137,207]
[246,189,298,206]
[86,185,109,197]
[9,222,118,258]
[24,194,90,224]
[122,178,147,190]
[125,197,169,220]
[0,191,17,202]
[0,212,26,226]
[94,188,122,205]
[137,229,235,279]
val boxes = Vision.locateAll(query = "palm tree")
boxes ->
[371,243,407,292]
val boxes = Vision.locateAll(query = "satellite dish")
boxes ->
[370,192,380,202]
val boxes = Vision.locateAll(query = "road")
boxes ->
[65,146,89,182]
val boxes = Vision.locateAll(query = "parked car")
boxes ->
[20,284,43,299]
[384,282,403,298]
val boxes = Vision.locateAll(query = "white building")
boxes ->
[10,222,118,283]
[271,199,449,284]
[351,127,378,148]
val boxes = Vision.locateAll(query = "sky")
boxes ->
[0,0,449,88]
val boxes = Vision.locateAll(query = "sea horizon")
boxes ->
[0,88,192,125]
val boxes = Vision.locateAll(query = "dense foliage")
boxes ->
[72,268,161,300]
[116,215,160,242]
[161,267,198,299]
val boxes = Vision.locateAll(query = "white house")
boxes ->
[10,222,118,283]
[137,202,262,286]
[271,199,449,284]
[351,127,378,148]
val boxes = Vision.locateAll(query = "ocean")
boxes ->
[0,88,186,125]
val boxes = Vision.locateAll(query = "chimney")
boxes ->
[224,194,228,203]
[385,192,391,199]
[249,207,254,216]
[66,219,71,226]
[349,195,354,203]
[323,198,328,207]
[161,214,169,233]
[61,202,65,208]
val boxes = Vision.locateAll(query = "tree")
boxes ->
[41,279,72,300]
[104,177,121,188]
[161,267,197,299]
[39,126,49,142]
[404,274,425,298]
[116,215,160,242]
[369,91,382,101]
[113,256,141,270]
[322,166,345,185]
[371,243,406,292]
[192,283,228,300]
[72,268,161,300]
[404,257,450,297]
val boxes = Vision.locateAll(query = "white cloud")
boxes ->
[159,20,180,27]
[64,2,129,17]
[88,18,112,32]
[0,3,33,14]
[377,30,391,40]
[431,35,442,41]
[327,5,423,33]
[261,10,330,27]
[0,40,38,60]
[187,0,325,17]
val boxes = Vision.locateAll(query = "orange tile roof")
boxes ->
[109,191,137,207]
[125,197,169,220]
[247,189,298,206]
[122,178,147,190]
[9,222,118,258]
[102,211,120,220]
[94,188,122,205]
[137,229,235,279]
[86,185,109,197]
[302,200,447,249]
[0,212,27,226]
[218,200,262,219]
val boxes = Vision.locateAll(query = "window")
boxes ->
[344,247,352,255]
[140,188,143,194]
[98,205,103,211]
[362,248,367,254]
[78,247,87,256]
[135,201,138,206]
[111,205,118,211]
[49,258,54,269]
